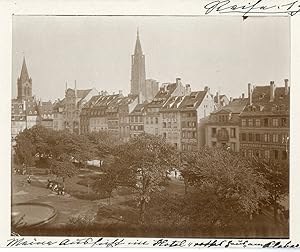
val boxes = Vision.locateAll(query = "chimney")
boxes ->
[248,83,252,105]
[284,79,289,95]
[204,86,209,92]
[65,82,68,92]
[185,84,191,95]
[119,90,123,95]
[270,81,275,102]
[216,91,220,104]
[74,80,77,98]
[242,93,245,99]
[176,78,182,86]
[230,97,233,103]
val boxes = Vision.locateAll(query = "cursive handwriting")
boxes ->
[204,0,300,16]
[5,237,300,248]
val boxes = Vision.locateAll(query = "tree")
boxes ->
[114,134,179,224]
[180,147,268,229]
[14,133,36,167]
[85,131,119,166]
[49,153,78,186]
[255,160,289,224]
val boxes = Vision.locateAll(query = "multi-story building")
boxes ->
[79,93,138,142]
[64,82,98,134]
[38,101,54,130]
[24,97,40,129]
[11,99,27,141]
[129,103,146,138]
[143,78,190,136]
[86,93,120,134]
[160,96,184,149]
[179,87,215,151]
[205,97,248,152]
[239,80,290,164]
[118,95,139,142]
[53,99,65,131]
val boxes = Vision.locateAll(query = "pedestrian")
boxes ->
[27,175,31,184]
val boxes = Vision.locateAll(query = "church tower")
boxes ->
[131,29,146,101]
[17,57,32,101]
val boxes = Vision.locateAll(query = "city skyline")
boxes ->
[12,16,290,101]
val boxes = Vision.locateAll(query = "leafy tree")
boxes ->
[114,134,179,224]
[180,147,268,229]
[49,153,78,185]
[14,133,36,167]
[255,160,289,224]
[85,131,119,166]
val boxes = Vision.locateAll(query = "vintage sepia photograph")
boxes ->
[11,15,290,238]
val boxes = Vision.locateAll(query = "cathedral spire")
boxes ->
[134,28,143,55]
[20,56,30,82]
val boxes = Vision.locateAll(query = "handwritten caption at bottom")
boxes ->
[5,237,300,248]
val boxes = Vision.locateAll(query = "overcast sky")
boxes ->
[12,16,290,101]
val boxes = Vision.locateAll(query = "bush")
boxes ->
[69,190,109,201]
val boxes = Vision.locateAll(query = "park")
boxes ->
[11,125,289,237]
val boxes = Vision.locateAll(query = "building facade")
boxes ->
[38,101,54,130]
[63,83,98,134]
[53,99,65,131]
[205,98,248,152]
[179,88,215,151]
[239,80,290,164]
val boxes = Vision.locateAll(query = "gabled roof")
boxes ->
[241,83,290,115]
[161,96,184,111]
[213,98,248,114]
[178,91,207,111]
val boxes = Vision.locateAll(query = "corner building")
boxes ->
[240,80,290,164]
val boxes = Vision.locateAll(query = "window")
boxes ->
[168,122,171,128]
[249,133,253,142]
[248,149,253,157]
[155,117,158,124]
[212,141,217,147]
[272,134,278,143]
[255,150,261,158]
[230,128,236,138]
[281,118,287,127]
[163,132,167,138]
[256,134,260,142]
[212,128,217,137]
[272,118,279,127]
[230,142,236,151]
[264,118,269,127]
[242,119,246,126]
[282,151,288,160]
[274,150,279,160]
[248,119,253,126]
[241,133,246,141]
[255,119,261,127]
[163,122,166,128]
[264,134,270,142]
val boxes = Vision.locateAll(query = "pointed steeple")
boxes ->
[20,56,30,82]
[134,28,143,55]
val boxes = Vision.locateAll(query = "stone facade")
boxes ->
[239,80,290,164]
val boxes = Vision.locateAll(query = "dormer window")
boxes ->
[259,93,265,99]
